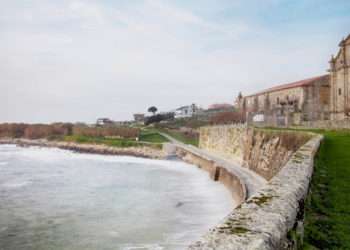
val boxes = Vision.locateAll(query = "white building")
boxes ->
[174,104,198,118]
[96,118,114,126]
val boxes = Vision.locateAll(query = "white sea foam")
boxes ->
[5,144,200,174]
[108,230,120,238]
[121,244,164,250]
[0,144,16,149]
[2,180,31,189]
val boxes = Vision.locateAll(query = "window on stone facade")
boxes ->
[277,97,280,104]
[339,88,342,96]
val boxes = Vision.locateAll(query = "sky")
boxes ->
[1,0,350,123]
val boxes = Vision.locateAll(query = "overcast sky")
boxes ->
[1,0,350,123]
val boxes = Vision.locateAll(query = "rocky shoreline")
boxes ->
[0,138,166,159]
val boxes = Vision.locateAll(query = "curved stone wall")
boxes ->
[175,146,247,205]
[188,129,322,249]
[200,126,311,180]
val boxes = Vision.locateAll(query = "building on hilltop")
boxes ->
[174,104,199,118]
[96,118,115,126]
[133,113,145,123]
[237,75,330,126]
[329,34,350,120]
[207,103,234,110]
[202,103,235,117]
[236,34,350,126]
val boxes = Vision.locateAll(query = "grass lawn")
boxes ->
[63,135,162,149]
[303,130,350,249]
[160,128,199,146]
[138,130,169,143]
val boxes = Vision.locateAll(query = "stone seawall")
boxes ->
[189,133,322,250]
[175,146,247,205]
[200,126,311,180]
[0,138,165,159]
[187,125,322,249]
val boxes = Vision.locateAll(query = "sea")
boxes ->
[0,144,233,250]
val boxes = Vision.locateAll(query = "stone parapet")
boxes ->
[298,119,350,130]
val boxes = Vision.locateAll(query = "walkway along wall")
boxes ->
[175,146,247,205]
[182,125,321,249]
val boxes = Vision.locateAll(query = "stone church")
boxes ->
[329,34,350,120]
[237,34,350,126]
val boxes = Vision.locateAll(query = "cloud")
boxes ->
[1,0,349,123]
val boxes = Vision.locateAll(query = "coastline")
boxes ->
[0,138,166,159]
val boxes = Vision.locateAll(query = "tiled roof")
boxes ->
[245,74,329,98]
[208,103,233,110]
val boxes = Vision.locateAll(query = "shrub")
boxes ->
[0,123,73,139]
[210,111,246,125]
[72,126,140,139]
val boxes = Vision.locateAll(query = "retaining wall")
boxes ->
[298,119,350,130]
[200,126,311,180]
[176,147,247,205]
[183,125,322,249]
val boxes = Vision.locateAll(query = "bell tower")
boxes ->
[329,34,350,120]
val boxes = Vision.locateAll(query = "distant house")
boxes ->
[208,103,234,110]
[174,104,199,118]
[206,103,234,114]
[133,113,145,123]
[96,118,114,126]
[197,103,234,119]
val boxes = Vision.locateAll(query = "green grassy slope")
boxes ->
[303,130,350,249]
[63,134,163,149]
[159,129,199,146]
[138,130,169,143]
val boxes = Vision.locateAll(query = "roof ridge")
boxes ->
[244,74,329,98]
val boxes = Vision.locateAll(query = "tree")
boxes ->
[148,106,158,115]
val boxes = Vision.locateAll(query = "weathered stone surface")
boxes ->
[297,118,350,129]
[188,130,322,250]
[200,126,310,180]
[329,34,350,120]
[199,125,245,165]
[175,146,248,205]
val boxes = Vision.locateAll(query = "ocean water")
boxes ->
[0,144,233,250]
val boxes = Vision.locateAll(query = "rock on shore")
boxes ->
[0,138,166,159]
